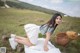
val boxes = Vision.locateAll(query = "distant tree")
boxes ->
[2,0,6,5]
[0,0,6,6]
[0,0,4,6]
[0,0,10,8]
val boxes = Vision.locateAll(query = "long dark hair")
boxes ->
[46,13,62,29]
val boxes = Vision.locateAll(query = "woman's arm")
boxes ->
[44,32,51,51]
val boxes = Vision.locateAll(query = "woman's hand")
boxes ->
[44,45,49,51]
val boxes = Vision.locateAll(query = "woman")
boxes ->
[9,13,62,51]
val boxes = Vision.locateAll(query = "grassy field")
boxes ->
[0,8,80,53]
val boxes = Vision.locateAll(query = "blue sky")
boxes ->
[19,0,80,17]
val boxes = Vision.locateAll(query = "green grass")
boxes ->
[0,8,80,53]
[0,8,51,36]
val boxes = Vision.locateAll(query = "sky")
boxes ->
[19,0,80,17]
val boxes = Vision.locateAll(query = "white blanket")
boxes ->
[24,38,61,53]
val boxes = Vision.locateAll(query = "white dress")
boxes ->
[24,24,61,53]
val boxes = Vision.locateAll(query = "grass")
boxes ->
[0,8,51,36]
[0,8,80,53]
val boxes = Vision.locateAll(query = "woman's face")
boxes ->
[55,16,62,24]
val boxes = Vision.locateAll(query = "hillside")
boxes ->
[0,0,64,15]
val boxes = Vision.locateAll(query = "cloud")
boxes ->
[46,0,63,3]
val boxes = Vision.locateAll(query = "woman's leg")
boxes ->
[15,36,27,40]
[14,36,33,47]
